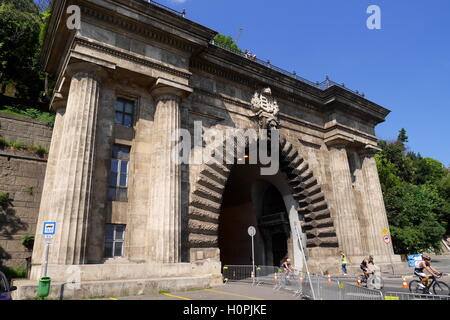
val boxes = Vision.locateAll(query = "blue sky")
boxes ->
[157,0,450,166]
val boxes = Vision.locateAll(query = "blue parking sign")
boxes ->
[43,222,56,235]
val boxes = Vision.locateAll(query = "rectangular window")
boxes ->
[104,224,125,258]
[108,145,130,201]
[115,98,134,127]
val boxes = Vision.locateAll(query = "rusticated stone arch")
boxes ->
[187,135,339,258]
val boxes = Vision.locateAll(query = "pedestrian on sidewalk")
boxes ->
[340,251,348,275]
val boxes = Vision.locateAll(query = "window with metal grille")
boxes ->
[104,224,125,258]
[108,145,130,201]
[115,98,134,127]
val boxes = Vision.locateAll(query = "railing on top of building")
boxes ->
[146,0,186,17]
[210,39,366,98]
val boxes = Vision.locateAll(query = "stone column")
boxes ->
[348,151,377,255]
[327,143,364,256]
[31,98,66,266]
[360,148,395,257]
[145,78,192,263]
[32,63,105,267]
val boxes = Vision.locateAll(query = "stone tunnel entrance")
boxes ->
[218,164,297,267]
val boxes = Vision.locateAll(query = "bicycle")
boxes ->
[360,272,384,290]
[409,273,450,296]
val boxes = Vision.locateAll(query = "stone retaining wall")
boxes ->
[0,113,52,149]
[0,114,52,271]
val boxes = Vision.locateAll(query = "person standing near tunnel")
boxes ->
[340,251,348,276]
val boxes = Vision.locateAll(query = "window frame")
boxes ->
[108,145,130,202]
[114,97,135,128]
[104,224,126,258]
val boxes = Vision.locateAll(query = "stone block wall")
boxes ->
[0,114,52,271]
[0,113,53,149]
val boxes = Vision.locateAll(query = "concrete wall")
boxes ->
[0,114,52,270]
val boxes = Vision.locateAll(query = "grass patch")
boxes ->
[184,287,208,292]
[34,145,48,157]
[9,141,27,150]
[158,289,171,294]
[0,106,55,124]
[0,136,49,157]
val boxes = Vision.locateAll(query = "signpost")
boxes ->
[382,228,395,274]
[248,226,256,279]
[42,222,56,277]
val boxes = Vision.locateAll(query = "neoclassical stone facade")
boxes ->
[18,0,404,298]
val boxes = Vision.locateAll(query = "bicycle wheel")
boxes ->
[409,280,423,293]
[432,281,450,296]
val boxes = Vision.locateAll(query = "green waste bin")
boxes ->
[37,277,51,298]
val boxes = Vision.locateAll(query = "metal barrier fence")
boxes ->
[223,265,384,300]
[222,265,255,283]
[384,291,450,301]
[222,265,450,300]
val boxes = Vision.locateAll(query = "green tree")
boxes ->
[412,157,447,185]
[386,183,446,254]
[377,128,449,254]
[213,34,242,53]
[397,128,408,144]
[0,0,50,104]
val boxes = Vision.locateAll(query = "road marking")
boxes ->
[204,289,265,300]
[161,293,192,300]
[109,297,118,300]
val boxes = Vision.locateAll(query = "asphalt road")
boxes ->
[102,282,301,300]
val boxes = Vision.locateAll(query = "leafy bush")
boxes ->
[0,136,9,149]
[0,266,27,279]
[21,234,35,250]
[0,192,12,210]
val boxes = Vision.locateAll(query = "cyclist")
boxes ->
[360,258,373,281]
[414,255,442,290]
[281,258,294,279]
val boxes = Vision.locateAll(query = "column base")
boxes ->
[12,274,223,300]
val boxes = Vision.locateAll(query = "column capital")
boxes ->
[65,62,110,83]
[50,92,67,111]
[150,78,193,102]
[359,144,381,157]
[325,135,353,150]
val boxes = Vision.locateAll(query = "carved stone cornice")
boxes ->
[74,37,191,80]
[80,6,199,54]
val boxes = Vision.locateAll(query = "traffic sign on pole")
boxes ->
[248,226,256,280]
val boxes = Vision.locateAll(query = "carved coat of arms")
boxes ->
[250,87,280,130]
